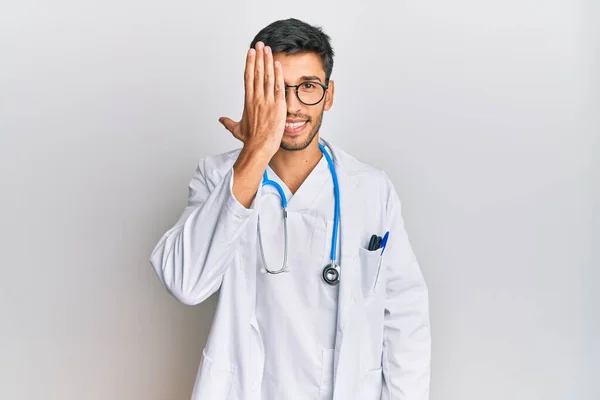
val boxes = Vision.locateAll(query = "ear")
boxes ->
[324,79,334,111]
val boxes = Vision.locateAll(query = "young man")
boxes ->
[150,18,430,400]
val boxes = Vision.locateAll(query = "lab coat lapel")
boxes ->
[327,143,364,399]
[333,161,361,336]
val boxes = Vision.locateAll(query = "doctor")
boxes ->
[150,18,430,400]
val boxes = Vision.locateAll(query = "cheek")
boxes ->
[308,110,322,123]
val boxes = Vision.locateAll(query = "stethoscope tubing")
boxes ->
[258,142,341,283]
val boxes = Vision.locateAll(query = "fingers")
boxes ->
[244,47,255,104]
[253,42,265,98]
[264,45,275,101]
[274,60,285,102]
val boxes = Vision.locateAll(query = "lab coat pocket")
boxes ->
[191,348,237,400]
[359,367,383,400]
[358,247,385,297]
[318,349,335,400]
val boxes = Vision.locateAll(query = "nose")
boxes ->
[285,87,302,114]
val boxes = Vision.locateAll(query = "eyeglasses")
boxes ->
[284,81,329,106]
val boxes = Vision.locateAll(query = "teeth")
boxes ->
[285,121,307,129]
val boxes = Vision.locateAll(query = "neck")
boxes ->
[269,138,323,194]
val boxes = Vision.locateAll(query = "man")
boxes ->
[150,18,430,400]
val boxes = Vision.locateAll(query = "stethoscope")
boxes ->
[257,142,341,285]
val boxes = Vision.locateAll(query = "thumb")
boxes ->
[218,117,236,133]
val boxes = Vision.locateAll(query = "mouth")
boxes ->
[284,120,308,135]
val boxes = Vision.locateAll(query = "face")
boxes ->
[272,51,335,151]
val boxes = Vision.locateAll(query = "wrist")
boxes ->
[242,139,277,161]
[234,144,270,174]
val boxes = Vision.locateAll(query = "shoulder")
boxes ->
[200,147,240,171]
[326,139,393,193]
[196,147,242,183]
[325,138,399,227]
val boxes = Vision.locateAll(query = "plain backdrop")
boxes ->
[1,1,597,399]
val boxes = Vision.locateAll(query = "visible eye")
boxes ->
[300,82,320,92]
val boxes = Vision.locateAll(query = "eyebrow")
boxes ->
[298,75,323,83]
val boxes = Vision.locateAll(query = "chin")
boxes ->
[280,131,317,151]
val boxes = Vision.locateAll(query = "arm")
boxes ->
[151,41,286,306]
[149,156,259,305]
[381,178,431,399]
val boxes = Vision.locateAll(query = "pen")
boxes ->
[379,231,389,256]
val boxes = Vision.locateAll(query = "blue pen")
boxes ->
[379,231,389,256]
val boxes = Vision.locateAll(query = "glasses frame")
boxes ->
[284,81,329,106]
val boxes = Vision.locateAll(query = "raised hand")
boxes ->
[219,41,287,158]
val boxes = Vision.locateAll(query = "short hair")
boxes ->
[250,18,335,83]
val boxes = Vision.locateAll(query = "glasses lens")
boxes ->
[297,82,325,105]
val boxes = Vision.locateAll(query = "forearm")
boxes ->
[232,144,271,208]
[150,166,255,305]
[382,261,431,399]
[382,177,431,399]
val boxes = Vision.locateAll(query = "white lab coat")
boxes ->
[150,138,431,400]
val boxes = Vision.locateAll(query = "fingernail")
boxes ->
[264,46,269,54]
[248,48,255,56]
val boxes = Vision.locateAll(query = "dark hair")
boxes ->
[250,18,335,83]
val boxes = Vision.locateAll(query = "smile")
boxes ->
[284,120,308,134]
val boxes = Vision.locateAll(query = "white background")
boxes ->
[1,1,597,399]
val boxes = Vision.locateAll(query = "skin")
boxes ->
[219,41,335,206]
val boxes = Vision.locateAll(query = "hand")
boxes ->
[219,41,287,157]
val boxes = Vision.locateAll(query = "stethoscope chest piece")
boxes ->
[322,262,340,285]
